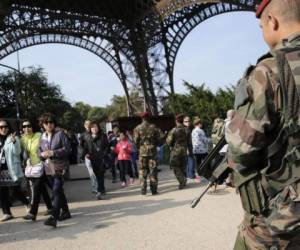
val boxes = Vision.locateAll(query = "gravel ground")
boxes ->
[0,166,243,250]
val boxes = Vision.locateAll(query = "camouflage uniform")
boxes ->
[226,33,300,250]
[211,118,225,146]
[133,120,162,194]
[166,123,188,188]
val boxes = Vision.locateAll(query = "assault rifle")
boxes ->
[191,136,230,208]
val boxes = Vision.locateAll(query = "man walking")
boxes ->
[167,114,188,189]
[134,112,162,195]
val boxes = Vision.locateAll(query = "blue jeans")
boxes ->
[186,155,195,178]
[47,176,69,220]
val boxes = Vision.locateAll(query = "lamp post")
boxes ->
[0,63,22,119]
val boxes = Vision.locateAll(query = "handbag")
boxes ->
[44,160,56,176]
[0,148,18,187]
[25,162,44,178]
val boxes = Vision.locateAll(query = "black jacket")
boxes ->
[83,133,109,171]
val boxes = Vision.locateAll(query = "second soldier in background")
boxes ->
[167,114,188,189]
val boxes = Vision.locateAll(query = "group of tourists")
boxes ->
[0,113,71,227]
[166,112,235,191]
[0,109,230,229]
[1,2,300,248]
[80,120,139,200]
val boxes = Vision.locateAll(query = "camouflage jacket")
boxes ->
[225,32,300,174]
[133,120,162,157]
[166,124,188,157]
[211,118,225,145]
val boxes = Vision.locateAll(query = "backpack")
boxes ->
[211,118,225,145]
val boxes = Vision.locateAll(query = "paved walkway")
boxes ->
[0,165,243,250]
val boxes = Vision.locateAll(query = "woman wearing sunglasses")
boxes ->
[21,119,53,221]
[0,119,30,222]
[38,113,71,228]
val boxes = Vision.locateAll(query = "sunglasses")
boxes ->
[22,124,32,128]
[44,121,54,125]
[184,121,190,123]
[0,125,8,129]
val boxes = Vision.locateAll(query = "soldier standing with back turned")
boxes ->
[134,112,162,195]
[166,114,188,189]
[225,0,300,249]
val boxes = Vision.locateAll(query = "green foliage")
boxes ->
[0,67,70,124]
[105,91,145,119]
[165,81,235,133]
[87,106,107,123]
[62,108,84,131]
[73,102,92,121]
[105,95,128,119]
[0,66,235,135]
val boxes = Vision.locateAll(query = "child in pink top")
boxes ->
[114,132,134,186]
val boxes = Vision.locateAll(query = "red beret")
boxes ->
[140,112,150,118]
[256,0,272,18]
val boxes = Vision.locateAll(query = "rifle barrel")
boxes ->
[190,182,214,208]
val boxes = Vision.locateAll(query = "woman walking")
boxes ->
[115,132,134,187]
[191,118,209,178]
[83,122,109,200]
[38,113,71,227]
[0,119,30,222]
[21,119,53,221]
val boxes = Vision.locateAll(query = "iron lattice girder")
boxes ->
[0,0,258,115]
[156,0,259,18]
[5,0,157,23]
[161,2,252,93]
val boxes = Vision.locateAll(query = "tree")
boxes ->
[165,81,235,133]
[73,102,92,120]
[105,95,128,119]
[105,91,145,119]
[62,108,84,132]
[0,67,71,126]
[87,106,107,123]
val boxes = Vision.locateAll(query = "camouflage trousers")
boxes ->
[170,155,187,186]
[139,156,158,192]
[233,214,300,250]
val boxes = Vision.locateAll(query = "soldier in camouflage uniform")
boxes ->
[166,114,188,189]
[225,1,300,249]
[133,112,162,195]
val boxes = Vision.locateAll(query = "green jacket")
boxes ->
[21,132,42,166]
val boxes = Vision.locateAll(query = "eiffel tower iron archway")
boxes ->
[0,0,259,115]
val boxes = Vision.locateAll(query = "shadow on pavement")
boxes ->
[0,167,232,245]
[0,198,189,245]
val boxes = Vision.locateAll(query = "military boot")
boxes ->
[141,183,147,195]
[141,187,147,195]
[178,183,185,189]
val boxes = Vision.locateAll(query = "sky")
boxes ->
[0,12,269,107]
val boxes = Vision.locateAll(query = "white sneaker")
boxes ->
[1,214,13,222]
[96,192,102,200]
